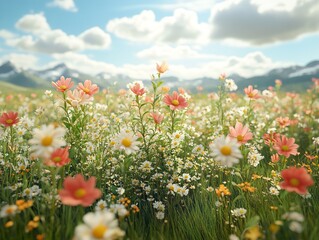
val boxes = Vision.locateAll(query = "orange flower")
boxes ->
[215,184,231,197]
[44,147,71,167]
[280,167,314,195]
[0,112,19,127]
[156,62,168,74]
[59,174,102,207]
[52,76,74,92]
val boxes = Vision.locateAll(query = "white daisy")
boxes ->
[74,211,125,240]
[115,129,140,155]
[209,136,242,167]
[29,124,66,158]
[0,204,18,218]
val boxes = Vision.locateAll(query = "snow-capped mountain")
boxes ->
[0,60,318,92]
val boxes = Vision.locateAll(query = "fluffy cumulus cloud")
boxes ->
[107,9,209,44]
[48,0,77,12]
[15,13,51,34]
[0,53,38,69]
[137,45,223,60]
[209,0,319,45]
[2,14,111,54]
[79,27,111,49]
[0,30,16,39]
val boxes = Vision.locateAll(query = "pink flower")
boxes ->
[52,76,74,92]
[67,89,92,107]
[280,167,314,195]
[273,135,299,158]
[59,174,102,207]
[271,153,280,163]
[276,117,290,128]
[0,112,19,127]
[44,147,71,167]
[229,122,253,144]
[150,112,164,124]
[129,82,146,96]
[77,80,99,96]
[244,85,260,99]
[275,79,282,87]
[163,91,188,110]
[263,132,280,146]
[156,62,168,74]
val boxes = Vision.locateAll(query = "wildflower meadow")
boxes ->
[0,63,319,240]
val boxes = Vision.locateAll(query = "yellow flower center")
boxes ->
[6,119,13,124]
[237,135,244,141]
[6,208,14,214]
[171,100,179,106]
[60,85,67,90]
[83,88,90,94]
[92,225,108,239]
[121,138,132,147]
[52,157,61,162]
[290,178,300,186]
[220,146,232,156]
[74,188,86,198]
[175,134,180,139]
[281,145,289,151]
[41,136,53,146]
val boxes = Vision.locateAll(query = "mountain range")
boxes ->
[0,60,318,93]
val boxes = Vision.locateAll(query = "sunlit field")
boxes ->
[1,65,319,240]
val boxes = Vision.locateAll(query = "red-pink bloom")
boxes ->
[271,153,280,163]
[52,76,74,92]
[156,62,168,74]
[263,132,280,146]
[276,117,290,128]
[130,82,146,96]
[273,135,299,158]
[44,147,71,167]
[163,91,188,110]
[77,80,99,96]
[280,167,314,195]
[59,174,102,207]
[244,85,260,99]
[0,112,19,127]
[229,122,253,144]
[150,112,164,124]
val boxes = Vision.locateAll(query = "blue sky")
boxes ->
[0,0,318,80]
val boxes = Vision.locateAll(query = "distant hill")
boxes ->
[0,60,318,92]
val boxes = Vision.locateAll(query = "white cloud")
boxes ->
[79,27,111,49]
[52,51,292,80]
[135,0,215,12]
[15,13,51,34]
[209,0,319,45]
[2,14,112,54]
[137,45,224,60]
[107,9,209,44]
[0,53,38,69]
[52,52,118,75]
[48,0,77,12]
[0,30,16,39]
